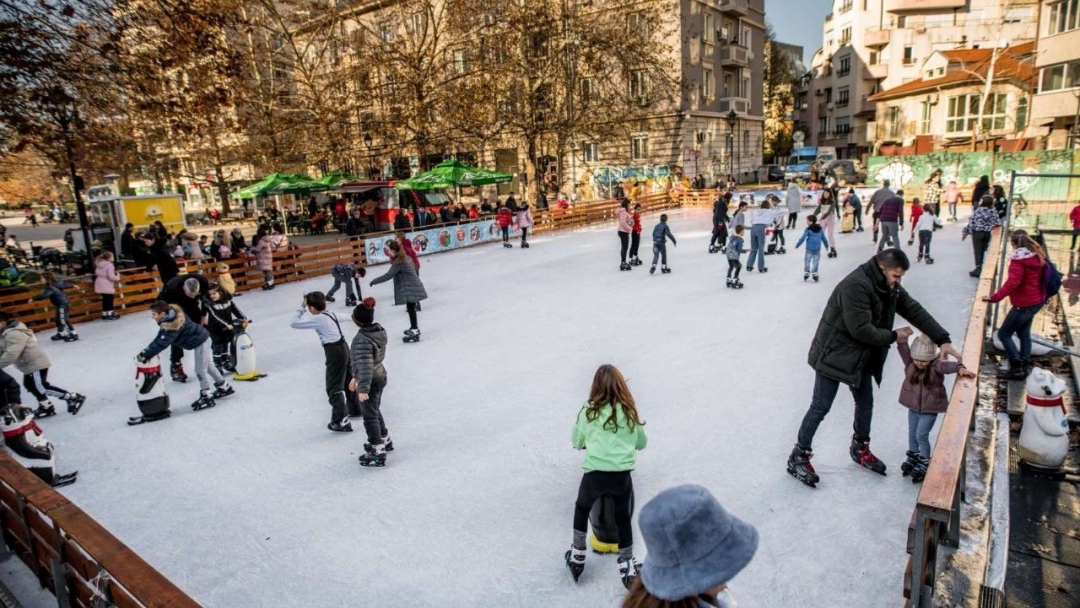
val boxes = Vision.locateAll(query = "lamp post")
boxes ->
[725,109,738,183]
[363,132,373,179]
[569,141,579,199]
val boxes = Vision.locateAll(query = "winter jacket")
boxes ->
[915,211,936,233]
[972,178,990,206]
[516,208,534,229]
[401,238,420,269]
[786,185,802,213]
[813,200,840,221]
[160,274,210,323]
[571,402,647,472]
[344,216,366,236]
[867,186,894,214]
[988,248,1046,308]
[844,192,863,212]
[270,232,290,253]
[331,263,357,278]
[712,199,727,229]
[250,236,273,271]
[993,196,1009,220]
[147,237,179,282]
[230,234,247,255]
[962,207,1002,236]
[0,321,50,374]
[877,195,905,224]
[203,298,246,339]
[139,306,210,360]
[751,208,787,226]
[1070,204,1080,230]
[350,323,388,393]
[945,184,962,204]
[496,206,513,228]
[726,235,745,260]
[94,259,119,295]
[923,180,943,206]
[729,209,746,232]
[807,257,950,388]
[182,233,206,261]
[652,222,676,246]
[795,224,829,253]
[33,280,72,307]
[370,258,428,306]
[910,203,923,229]
[617,207,632,233]
[897,341,962,415]
[631,212,642,234]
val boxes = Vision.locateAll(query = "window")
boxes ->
[584,142,600,163]
[702,67,715,100]
[743,130,749,152]
[629,70,648,100]
[837,55,851,77]
[411,12,426,35]
[451,49,468,74]
[897,16,907,28]
[740,71,750,99]
[740,26,751,48]
[1040,60,1080,92]
[628,12,648,38]
[379,23,395,42]
[580,78,599,103]
[835,117,850,135]
[703,12,713,43]
[837,87,849,107]
[946,94,1008,132]
[888,106,902,137]
[903,46,914,65]
[818,116,830,134]
[1017,96,1028,131]
[840,0,853,13]
[839,27,851,46]
[631,134,649,160]
[1048,0,1079,34]
[919,101,931,134]
[869,50,879,65]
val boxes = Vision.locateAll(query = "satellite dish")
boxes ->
[793,131,805,143]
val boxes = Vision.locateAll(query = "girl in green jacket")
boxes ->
[565,364,647,589]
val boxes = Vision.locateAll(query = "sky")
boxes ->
[769,0,834,65]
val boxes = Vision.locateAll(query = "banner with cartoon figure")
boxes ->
[364,219,510,264]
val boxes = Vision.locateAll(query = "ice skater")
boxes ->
[813,189,840,259]
[914,203,937,263]
[628,203,643,265]
[565,364,647,589]
[876,189,905,252]
[785,181,801,229]
[290,291,360,430]
[325,261,366,307]
[369,240,428,343]
[516,201,534,249]
[708,192,731,253]
[746,199,786,273]
[94,251,121,321]
[348,297,392,467]
[497,200,513,248]
[907,197,922,245]
[648,214,677,275]
[795,214,829,283]
[0,310,85,418]
[726,225,746,289]
[897,334,974,483]
[617,199,633,271]
[137,301,234,411]
[32,271,78,342]
[203,286,248,374]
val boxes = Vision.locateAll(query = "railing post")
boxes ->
[49,558,70,608]
[909,510,927,608]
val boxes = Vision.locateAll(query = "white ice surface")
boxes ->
[5,209,977,607]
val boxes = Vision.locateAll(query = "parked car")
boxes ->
[784,164,813,183]
[760,164,784,182]
[825,159,867,185]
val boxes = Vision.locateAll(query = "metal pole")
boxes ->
[64,125,93,274]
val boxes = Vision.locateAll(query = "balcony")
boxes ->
[719,44,749,68]
[863,63,888,80]
[719,97,749,114]
[865,28,890,48]
[719,0,749,17]
[884,0,964,13]
[856,95,876,117]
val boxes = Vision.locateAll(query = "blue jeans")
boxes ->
[907,410,938,458]
[746,224,767,270]
[997,304,1042,362]
[804,250,820,274]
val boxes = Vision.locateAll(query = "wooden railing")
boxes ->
[904,228,1003,607]
[0,453,199,607]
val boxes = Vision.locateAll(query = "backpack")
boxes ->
[1042,259,1062,303]
[218,244,232,259]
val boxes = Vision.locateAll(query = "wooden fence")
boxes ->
[0,453,199,608]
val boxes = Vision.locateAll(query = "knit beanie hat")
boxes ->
[910,334,939,362]
[353,297,376,326]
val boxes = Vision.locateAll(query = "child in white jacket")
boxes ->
[914,203,937,264]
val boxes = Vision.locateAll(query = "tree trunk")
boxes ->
[215,162,231,215]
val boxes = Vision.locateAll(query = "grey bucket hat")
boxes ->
[639,484,758,601]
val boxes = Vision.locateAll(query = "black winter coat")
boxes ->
[160,274,210,323]
[808,258,949,388]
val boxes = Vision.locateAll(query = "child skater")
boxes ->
[203,285,248,374]
[770,199,787,254]
[649,213,677,275]
[709,192,732,253]
[897,334,974,482]
[516,201,534,249]
[349,297,392,467]
[795,214,830,283]
[907,197,923,246]
[0,310,85,417]
[94,251,120,320]
[725,224,746,289]
[914,203,937,264]
[565,364,647,589]
[496,200,514,248]
[138,301,234,411]
[628,203,643,265]
[32,271,78,341]
[325,261,366,307]
[289,291,360,430]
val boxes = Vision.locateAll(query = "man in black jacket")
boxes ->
[786,248,961,487]
[159,275,210,382]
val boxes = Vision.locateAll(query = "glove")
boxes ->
[135,353,149,364]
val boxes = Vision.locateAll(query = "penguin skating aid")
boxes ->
[128,355,171,425]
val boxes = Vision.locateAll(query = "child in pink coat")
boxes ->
[94,252,120,320]
[515,203,534,248]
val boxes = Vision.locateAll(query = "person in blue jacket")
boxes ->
[31,271,77,342]
[137,301,234,411]
[795,214,831,283]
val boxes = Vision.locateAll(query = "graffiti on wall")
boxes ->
[578,165,674,200]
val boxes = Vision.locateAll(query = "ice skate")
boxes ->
[777,246,787,254]
[503,242,513,249]
[760,267,768,273]
[907,238,915,246]
[650,265,656,275]
[812,273,819,282]
[708,245,719,254]
[732,279,744,289]
[917,253,923,262]
[62,331,79,342]
[787,444,819,487]
[827,248,837,258]
[850,437,887,475]
[170,362,188,383]
[630,257,642,266]
[804,272,810,282]
[358,443,387,467]
[521,242,530,249]
[211,382,235,400]
[619,262,631,271]
[969,266,982,277]
[345,295,358,307]
[856,226,864,232]
[925,256,934,264]
[51,333,65,341]
[403,329,421,343]
[261,281,275,290]
[910,457,930,483]
[364,435,394,453]
[661,266,671,274]
[325,295,337,303]
[565,547,586,582]
[191,391,216,411]
[900,451,919,476]
[618,557,640,589]
[33,403,57,418]
[65,393,86,415]
[725,278,733,288]
[327,419,353,432]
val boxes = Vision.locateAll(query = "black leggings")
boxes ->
[773,229,785,247]
[406,302,419,329]
[787,212,798,229]
[101,294,115,313]
[22,369,70,404]
[501,226,510,242]
[727,259,742,279]
[918,230,932,256]
[618,232,630,263]
[972,231,991,267]
[629,232,640,259]
[1072,228,1078,250]
[573,471,634,550]
[520,227,529,245]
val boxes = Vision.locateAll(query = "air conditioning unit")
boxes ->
[826,102,835,110]
[815,89,824,96]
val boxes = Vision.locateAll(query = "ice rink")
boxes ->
[16,207,978,607]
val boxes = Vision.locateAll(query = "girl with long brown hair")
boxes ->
[566,364,647,589]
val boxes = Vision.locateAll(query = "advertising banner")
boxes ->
[364,219,511,264]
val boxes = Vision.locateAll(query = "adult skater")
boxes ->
[843,187,863,232]
[141,231,179,285]
[876,189,905,252]
[786,248,960,487]
[617,199,633,271]
[812,189,840,259]
[708,192,731,253]
[745,199,786,273]
[962,195,1002,277]
[0,310,86,417]
[369,240,428,343]
[348,298,393,467]
[865,178,893,243]
[159,275,210,382]
[290,291,360,430]
[923,170,944,218]
[786,181,801,229]
[972,175,990,212]
[137,302,234,411]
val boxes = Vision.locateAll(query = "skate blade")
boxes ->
[787,467,817,488]
[51,472,78,487]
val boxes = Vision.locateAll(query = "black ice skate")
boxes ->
[630,257,642,266]
[128,411,171,425]
[211,383,235,400]
[618,557,640,589]
[364,435,394,453]
[708,245,720,254]
[403,329,421,343]
[325,296,337,303]
[804,272,810,282]
[850,437,887,475]
[503,242,513,248]
[565,547,586,582]
[827,248,837,258]
[650,265,656,275]
[34,403,57,418]
[910,457,930,483]
[65,393,86,415]
[907,238,915,246]
[917,253,923,262]
[725,278,733,288]
[521,242,530,248]
[787,444,819,487]
[812,273,819,282]
[191,392,216,411]
[661,266,671,274]
[62,331,79,342]
[969,266,982,277]
[900,451,919,477]
[732,279,744,289]
[261,281,275,290]
[51,333,65,341]
[328,419,353,432]
[358,443,387,467]
[925,256,934,264]
[777,246,787,254]
[50,471,78,488]
[171,363,188,383]
[345,296,358,307]
[619,262,631,271]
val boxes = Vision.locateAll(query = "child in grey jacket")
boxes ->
[726,225,746,289]
[649,214,677,275]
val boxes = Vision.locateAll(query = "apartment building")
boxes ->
[795,0,1038,159]
[1031,0,1080,148]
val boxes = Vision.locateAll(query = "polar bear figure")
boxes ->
[1018,367,1070,471]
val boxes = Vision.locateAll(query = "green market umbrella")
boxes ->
[395,159,513,190]
[232,173,314,199]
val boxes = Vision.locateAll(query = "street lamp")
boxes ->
[725,109,738,184]
[569,141,579,200]
[363,132,373,179]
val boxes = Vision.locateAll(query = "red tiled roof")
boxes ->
[869,44,1035,101]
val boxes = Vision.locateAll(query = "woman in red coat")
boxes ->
[983,229,1046,379]
[496,202,513,248]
